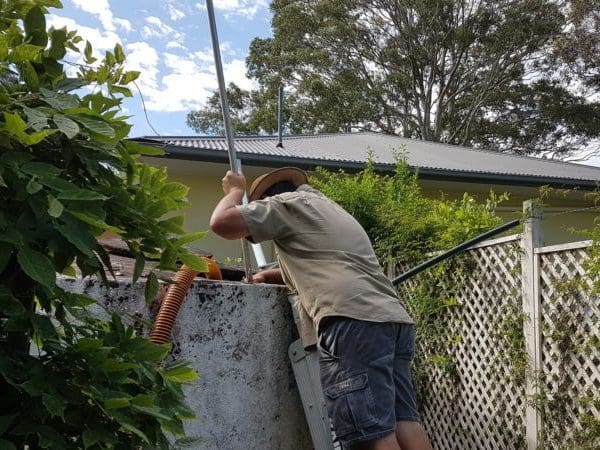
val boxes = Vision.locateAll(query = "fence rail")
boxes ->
[389,201,599,449]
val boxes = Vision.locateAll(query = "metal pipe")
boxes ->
[391,219,521,285]
[206,0,253,281]
[277,85,284,148]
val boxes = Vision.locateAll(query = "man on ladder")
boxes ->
[210,167,433,450]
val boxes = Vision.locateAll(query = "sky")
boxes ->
[46,1,600,166]
[48,0,272,138]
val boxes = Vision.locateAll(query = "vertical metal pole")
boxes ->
[277,85,284,148]
[206,0,253,281]
[521,199,543,449]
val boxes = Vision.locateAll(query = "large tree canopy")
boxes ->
[188,0,600,158]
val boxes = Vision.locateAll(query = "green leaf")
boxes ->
[40,88,79,110]
[17,247,56,289]
[56,189,107,201]
[26,178,43,194]
[82,428,116,448]
[122,140,164,156]
[114,43,125,63]
[0,413,17,436]
[161,182,189,199]
[179,253,208,273]
[71,114,115,137]
[20,61,40,91]
[3,112,27,135]
[104,397,130,410]
[144,271,159,303]
[175,231,207,247]
[159,215,185,234]
[121,70,140,84]
[23,129,57,146]
[70,211,123,233]
[0,243,12,273]
[132,252,145,284]
[130,340,170,363]
[0,439,17,450]
[37,425,67,448]
[131,404,172,421]
[9,44,43,63]
[117,420,150,443]
[42,393,66,419]
[99,360,137,372]
[47,195,63,218]
[22,107,49,131]
[21,162,61,178]
[83,41,96,64]
[75,337,103,351]
[47,27,67,60]
[32,314,57,339]
[0,286,26,316]
[24,7,48,47]
[53,114,79,138]
[55,218,97,257]
[163,362,198,383]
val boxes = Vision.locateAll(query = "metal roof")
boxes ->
[132,132,600,189]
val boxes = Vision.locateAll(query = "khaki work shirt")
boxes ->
[237,185,413,348]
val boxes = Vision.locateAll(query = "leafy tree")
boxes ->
[187,83,279,135]
[188,0,600,158]
[1,1,206,448]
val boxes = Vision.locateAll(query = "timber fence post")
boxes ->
[521,199,543,449]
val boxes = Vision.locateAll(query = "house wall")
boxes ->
[144,157,597,263]
[59,277,312,450]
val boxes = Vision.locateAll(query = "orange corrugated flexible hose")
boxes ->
[149,258,223,344]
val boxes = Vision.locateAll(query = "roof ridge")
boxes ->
[366,133,597,169]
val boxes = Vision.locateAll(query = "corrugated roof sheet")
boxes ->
[135,132,600,184]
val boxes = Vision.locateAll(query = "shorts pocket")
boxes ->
[324,370,377,436]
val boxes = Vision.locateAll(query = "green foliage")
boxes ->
[310,155,506,261]
[0,1,204,447]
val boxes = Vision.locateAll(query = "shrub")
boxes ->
[0,1,205,448]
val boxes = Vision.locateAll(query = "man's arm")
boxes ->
[250,268,284,284]
[210,171,250,240]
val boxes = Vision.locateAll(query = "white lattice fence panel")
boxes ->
[539,246,600,449]
[392,239,526,449]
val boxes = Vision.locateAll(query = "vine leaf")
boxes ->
[17,247,56,290]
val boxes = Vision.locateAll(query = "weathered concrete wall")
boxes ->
[60,277,312,450]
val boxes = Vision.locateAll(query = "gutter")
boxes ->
[132,138,600,191]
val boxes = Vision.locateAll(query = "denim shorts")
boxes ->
[317,317,420,447]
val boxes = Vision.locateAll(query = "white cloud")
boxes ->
[194,0,268,20]
[166,41,187,50]
[125,41,160,90]
[167,3,186,21]
[125,46,254,113]
[223,59,254,91]
[71,0,131,32]
[142,16,183,43]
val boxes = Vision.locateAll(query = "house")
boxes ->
[132,132,600,263]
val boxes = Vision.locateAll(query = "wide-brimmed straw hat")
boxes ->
[248,167,308,202]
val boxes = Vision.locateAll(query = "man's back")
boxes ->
[238,185,413,343]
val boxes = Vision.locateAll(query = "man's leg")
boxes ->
[352,431,400,450]
[393,325,433,450]
[395,421,432,450]
[317,318,398,450]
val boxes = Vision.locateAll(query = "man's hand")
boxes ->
[222,170,246,195]
[210,170,250,240]
[243,268,284,285]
